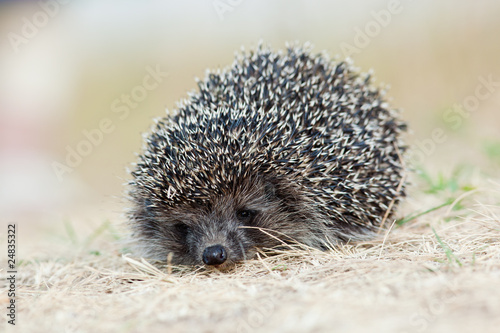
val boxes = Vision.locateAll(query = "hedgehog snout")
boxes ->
[202,244,227,265]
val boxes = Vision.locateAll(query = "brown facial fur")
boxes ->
[129,175,355,268]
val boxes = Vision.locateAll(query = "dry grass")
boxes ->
[2,177,500,333]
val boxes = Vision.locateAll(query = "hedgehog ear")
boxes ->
[143,198,156,217]
[264,181,277,199]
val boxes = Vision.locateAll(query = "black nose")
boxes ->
[202,245,227,265]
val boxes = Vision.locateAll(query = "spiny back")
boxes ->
[131,43,406,234]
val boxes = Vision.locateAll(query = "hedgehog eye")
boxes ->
[173,222,190,238]
[236,209,256,224]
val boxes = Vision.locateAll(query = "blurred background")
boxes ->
[0,1,499,251]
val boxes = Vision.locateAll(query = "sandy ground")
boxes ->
[1,175,499,333]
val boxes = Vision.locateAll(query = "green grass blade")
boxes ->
[396,199,454,226]
[432,227,462,267]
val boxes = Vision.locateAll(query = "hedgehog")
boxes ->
[128,43,406,270]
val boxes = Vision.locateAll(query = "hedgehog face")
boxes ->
[131,176,310,270]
